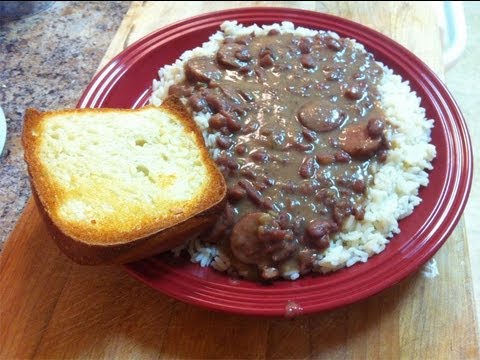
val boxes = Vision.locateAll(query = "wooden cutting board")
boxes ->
[1,2,478,358]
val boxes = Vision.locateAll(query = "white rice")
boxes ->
[151,21,436,280]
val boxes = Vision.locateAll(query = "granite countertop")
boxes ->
[0,1,131,248]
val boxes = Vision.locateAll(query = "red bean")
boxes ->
[278,212,292,230]
[316,153,336,165]
[234,35,253,46]
[259,46,276,59]
[254,66,266,79]
[240,168,256,180]
[226,158,239,170]
[333,199,353,224]
[344,86,364,100]
[378,149,388,162]
[260,53,274,68]
[225,114,242,132]
[260,127,272,136]
[238,179,264,206]
[188,95,207,112]
[205,94,227,112]
[216,135,233,149]
[299,37,314,54]
[353,206,365,220]
[241,122,258,134]
[334,150,351,163]
[261,198,274,210]
[235,143,247,155]
[250,149,269,163]
[367,118,385,138]
[302,128,317,142]
[298,249,317,274]
[208,113,227,129]
[307,219,331,238]
[352,179,365,193]
[253,181,268,191]
[263,177,275,186]
[227,185,246,202]
[326,37,342,51]
[300,54,316,69]
[292,142,314,152]
[238,90,254,102]
[283,181,297,194]
[299,182,314,195]
[235,47,252,62]
[238,65,253,75]
[299,156,316,178]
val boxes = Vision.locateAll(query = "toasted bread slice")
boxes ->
[22,97,226,264]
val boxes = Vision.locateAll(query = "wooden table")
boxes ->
[1,2,478,358]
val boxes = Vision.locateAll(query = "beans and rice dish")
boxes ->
[151,21,436,281]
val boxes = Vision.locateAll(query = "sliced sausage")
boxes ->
[185,57,221,83]
[339,123,382,157]
[217,43,251,69]
[230,212,270,264]
[168,84,192,97]
[297,99,346,132]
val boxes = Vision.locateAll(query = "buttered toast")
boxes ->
[22,97,226,264]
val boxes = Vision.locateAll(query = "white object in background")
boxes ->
[434,1,467,69]
[0,106,6,156]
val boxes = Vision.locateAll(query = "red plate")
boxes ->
[78,8,473,316]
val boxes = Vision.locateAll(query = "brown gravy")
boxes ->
[169,31,389,280]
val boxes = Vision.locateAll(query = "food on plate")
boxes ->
[151,21,437,282]
[22,97,226,265]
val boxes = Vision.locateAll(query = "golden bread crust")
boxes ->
[22,98,226,264]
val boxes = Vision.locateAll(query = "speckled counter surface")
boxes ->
[0,1,131,248]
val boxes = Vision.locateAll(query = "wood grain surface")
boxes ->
[1,2,478,359]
